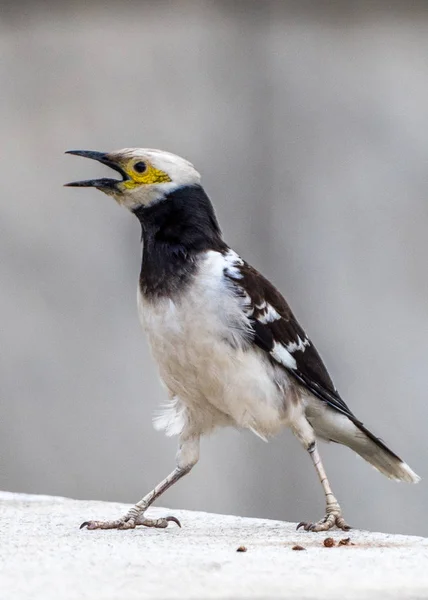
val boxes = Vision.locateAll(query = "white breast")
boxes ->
[138,250,296,438]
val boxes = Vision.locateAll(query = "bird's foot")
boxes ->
[297,504,351,532]
[80,508,181,531]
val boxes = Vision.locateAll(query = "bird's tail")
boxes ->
[342,417,420,483]
[338,419,421,483]
[311,411,420,483]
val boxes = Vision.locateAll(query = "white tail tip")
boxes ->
[398,461,421,484]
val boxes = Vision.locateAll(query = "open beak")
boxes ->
[65,150,129,189]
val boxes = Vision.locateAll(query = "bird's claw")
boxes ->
[297,513,351,532]
[134,515,181,529]
[165,515,182,528]
[80,518,130,530]
[80,514,181,531]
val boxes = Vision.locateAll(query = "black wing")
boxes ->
[224,259,355,419]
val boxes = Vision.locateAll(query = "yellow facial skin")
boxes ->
[122,160,171,189]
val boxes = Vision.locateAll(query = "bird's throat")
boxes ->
[134,185,227,298]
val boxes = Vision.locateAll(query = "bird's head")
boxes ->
[65,148,201,211]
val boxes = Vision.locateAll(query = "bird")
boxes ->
[65,148,420,532]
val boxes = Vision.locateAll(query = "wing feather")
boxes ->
[224,259,355,419]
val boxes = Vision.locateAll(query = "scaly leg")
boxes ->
[292,417,351,532]
[81,435,200,531]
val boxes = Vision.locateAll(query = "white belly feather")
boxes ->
[138,251,297,438]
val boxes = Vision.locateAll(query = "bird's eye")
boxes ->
[134,161,147,174]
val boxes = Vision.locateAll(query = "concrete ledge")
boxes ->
[1,491,427,599]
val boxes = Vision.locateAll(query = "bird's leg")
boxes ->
[81,435,200,531]
[297,441,351,532]
[292,418,351,532]
[81,467,189,530]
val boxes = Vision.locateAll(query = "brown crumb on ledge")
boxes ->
[292,545,306,551]
[236,546,247,552]
[323,537,335,547]
[338,537,353,546]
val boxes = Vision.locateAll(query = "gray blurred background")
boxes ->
[1,0,427,536]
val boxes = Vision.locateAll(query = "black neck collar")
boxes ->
[133,184,227,298]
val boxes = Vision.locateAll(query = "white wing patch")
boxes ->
[271,342,297,370]
[270,336,310,371]
[286,335,310,353]
[258,304,281,324]
[221,250,255,317]
[222,249,244,279]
